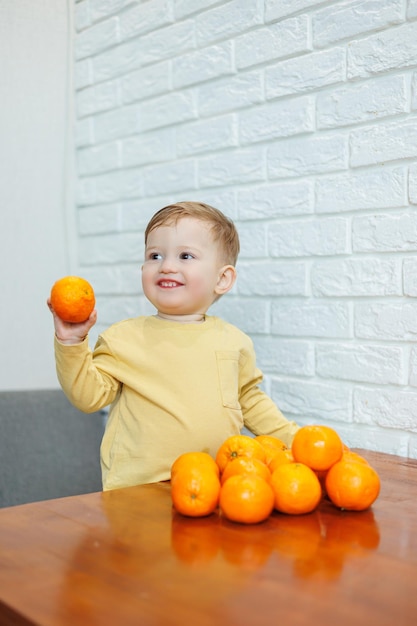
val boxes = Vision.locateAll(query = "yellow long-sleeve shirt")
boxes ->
[54,315,298,490]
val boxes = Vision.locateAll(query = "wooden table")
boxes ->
[0,450,416,626]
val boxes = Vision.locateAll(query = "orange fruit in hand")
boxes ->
[171,451,219,479]
[325,459,381,511]
[50,275,95,323]
[220,457,271,485]
[219,474,275,524]
[291,425,343,471]
[171,466,220,518]
[215,435,266,473]
[270,462,322,515]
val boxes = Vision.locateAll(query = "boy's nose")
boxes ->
[160,256,177,273]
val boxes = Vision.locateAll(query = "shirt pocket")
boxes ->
[216,351,240,410]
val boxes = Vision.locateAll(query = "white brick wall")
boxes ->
[73,0,417,458]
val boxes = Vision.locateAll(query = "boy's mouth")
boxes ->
[158,280,183,288]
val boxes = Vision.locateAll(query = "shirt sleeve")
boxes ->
[238,342,299,447]
[54,335,120,413]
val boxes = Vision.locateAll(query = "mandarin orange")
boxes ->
[268,448,294,473]
[171,451,219,479]
[171,466,220,517]
[50,275,95,323]
[291,424,344,471]
[215,435,266,474]
[220,457,271,485]
[341,450,369,465]
[270,462,322,515]
[325,459,381,511]
[255,435,288,466]
[219,474,274,524]
[255,435,288,451]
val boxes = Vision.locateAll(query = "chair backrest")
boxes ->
[0,389,104,507]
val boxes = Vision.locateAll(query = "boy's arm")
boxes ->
[238,348,299,447]
[48,296,119,412]
[240,380,299,446]
[54,336,120,413]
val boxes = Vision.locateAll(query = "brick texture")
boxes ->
[74,0,417,458]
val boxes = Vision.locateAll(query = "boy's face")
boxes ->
[142,217,230,317]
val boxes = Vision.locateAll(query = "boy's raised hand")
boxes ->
[47,298,97,345]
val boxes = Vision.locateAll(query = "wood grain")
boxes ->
[0,449,416,626]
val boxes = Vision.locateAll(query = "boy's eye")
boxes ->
[180,252,195,260]
[148,252,162,260]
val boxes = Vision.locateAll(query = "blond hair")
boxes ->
[144,201,240,265]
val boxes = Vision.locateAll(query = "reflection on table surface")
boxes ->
[0,449,416,626]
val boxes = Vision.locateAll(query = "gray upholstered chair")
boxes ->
[0,389,104,507]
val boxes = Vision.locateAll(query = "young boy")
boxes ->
[48,202,299,490]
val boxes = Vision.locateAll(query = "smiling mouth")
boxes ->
[158,280,183,288]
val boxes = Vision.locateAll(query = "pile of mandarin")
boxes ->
[170,425,381,524]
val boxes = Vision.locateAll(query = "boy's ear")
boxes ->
[215,265,237,296]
